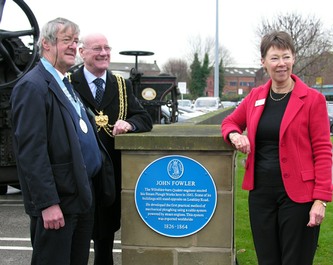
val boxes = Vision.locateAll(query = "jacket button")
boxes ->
[283,173,289,178]
[282,158,287,163]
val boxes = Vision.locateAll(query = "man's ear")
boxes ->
[78,47,84,59]
[42,38,51,51]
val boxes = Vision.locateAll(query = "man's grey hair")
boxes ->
[37,17,80,56]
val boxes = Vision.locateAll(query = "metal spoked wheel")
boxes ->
[0,0,39,89]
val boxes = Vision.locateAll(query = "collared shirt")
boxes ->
[83,67,107,98]
[82,67,136,131]
[41,58,82,116]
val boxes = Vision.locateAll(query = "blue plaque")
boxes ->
[135,155,217,237]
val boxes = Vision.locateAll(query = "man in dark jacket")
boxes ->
[10,19,115,265]
[71,32,153,265]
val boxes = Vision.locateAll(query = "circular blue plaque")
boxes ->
[135,155,217,237]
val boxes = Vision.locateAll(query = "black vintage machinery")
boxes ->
[0,1,180,194]
[0,0,39,193]
[120,50,180,124]
[136,74,179,124]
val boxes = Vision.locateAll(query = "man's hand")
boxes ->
[112,120,132,135]
[41,204,65,230]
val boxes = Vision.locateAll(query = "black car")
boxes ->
[329,115,333,135]
[327,103,333,134]
[0,168,19,195]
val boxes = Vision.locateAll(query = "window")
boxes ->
[239,82,255,87]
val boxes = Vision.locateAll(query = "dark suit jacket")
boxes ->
[10,62,115,217]
[71,66,153,237]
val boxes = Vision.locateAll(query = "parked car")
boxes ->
[221,101,237,108]
[178,107,205,120]
[193,97,222,112]
[161,105,204,124]
[327,103,333,134]
[329,115,333,135]
[177,99,193,109]
[0,168,20,195]
[236,99,244,106]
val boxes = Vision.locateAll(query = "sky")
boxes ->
[2,0,333,69]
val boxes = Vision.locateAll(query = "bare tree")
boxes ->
[161,58,189,82]
[160,35,235,96]
[257,12,333,84]
[186,35,235,67]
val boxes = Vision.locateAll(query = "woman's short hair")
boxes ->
[260,31,295,59]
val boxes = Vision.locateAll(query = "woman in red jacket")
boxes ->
[221,31,332,265]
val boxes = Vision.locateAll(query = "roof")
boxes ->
[224,67,259,77]
[108,62,160,74]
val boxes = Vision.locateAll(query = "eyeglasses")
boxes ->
[58,37,79,46]
[83,46,112,53]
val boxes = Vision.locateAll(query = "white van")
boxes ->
[194,97,222,112]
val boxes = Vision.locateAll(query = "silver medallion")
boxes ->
[79,118,88,133]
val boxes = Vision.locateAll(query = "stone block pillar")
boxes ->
[115,124,236,265]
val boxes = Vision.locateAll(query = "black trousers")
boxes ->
[30,210,94,265]
[249,185,320,265]
[94,232,115,265]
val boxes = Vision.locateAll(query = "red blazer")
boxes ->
[222,74,333,203]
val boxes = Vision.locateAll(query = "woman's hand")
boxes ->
[307,200,326,227]
[229,132,251,154]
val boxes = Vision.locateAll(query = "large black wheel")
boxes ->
[0,184,8,195]
[0,0,38,188]
[0,0,39,88]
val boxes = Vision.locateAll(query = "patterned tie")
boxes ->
[94,78,104,106]
[63,77,76,101]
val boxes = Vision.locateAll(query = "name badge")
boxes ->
[255,99,265,106]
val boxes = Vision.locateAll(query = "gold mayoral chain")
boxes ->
[95,74,128,137]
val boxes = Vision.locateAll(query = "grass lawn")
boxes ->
[235,151,333,265]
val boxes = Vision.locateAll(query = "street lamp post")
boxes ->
[214,0,219,97]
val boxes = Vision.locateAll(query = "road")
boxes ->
[0,186,121,265]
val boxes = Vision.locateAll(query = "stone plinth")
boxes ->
[115,124,236,265]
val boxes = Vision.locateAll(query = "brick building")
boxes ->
[222,67,258,97]
[204,67,259,97]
